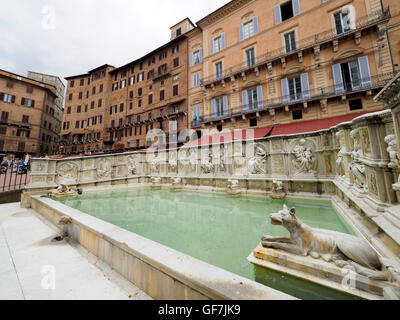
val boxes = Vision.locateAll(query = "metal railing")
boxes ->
[201,8,390,85]
[0,161,29,192]
[193,72,395,127]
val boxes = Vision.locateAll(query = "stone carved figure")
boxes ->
[349,129,366,188]
[336,147,347,176]
[56,162,78,184]
[384,134,399,168]
[151,176,161,187]
[261,205,389,280]
[96,159,112,178]
[215,146,226,172]
[248,143,267,174]
[292,139,316,174]
[126,156,137,175]
[51,184,75,196]
[52,216,73,242]
[271,179,286,200]
[201,150,214,174]
[227,179,240,195]
[168,152,178,172]
[150,157,160,174]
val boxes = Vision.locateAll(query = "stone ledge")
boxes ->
[249,244,399,300]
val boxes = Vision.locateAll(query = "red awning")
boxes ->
[182,126,273,148]
[269,111,379,137]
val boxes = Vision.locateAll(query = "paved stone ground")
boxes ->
[0,202,151,300]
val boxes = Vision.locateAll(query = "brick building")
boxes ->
[188,0,399,133]
[61,65,115,153]
[61,19,194,154]
[0,69,61,157]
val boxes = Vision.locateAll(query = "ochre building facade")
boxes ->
[188,0,399,134]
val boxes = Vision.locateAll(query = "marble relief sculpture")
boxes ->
[349,129,366,188]
[336,147,346,176]
[96,159,112,178]
[227,179,240,195]
[56,162,78,184]
[271,180,286,199]
[248,143,267,174]
[150,157,160,174]
[261,205,389,280]
[201,150,214,174]
[168,152,178,172]
[127,156,137,175]
[384,135,399,168]
[291,139,316,174]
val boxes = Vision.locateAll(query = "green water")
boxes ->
[58,187,358,300]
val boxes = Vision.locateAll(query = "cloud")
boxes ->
[0,0,230,85]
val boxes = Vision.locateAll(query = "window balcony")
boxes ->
[193,72,395,127]
[200,8,390,87]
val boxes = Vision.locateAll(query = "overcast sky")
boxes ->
[0,0,229,84]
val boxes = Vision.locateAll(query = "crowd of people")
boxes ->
[0,154,31,175]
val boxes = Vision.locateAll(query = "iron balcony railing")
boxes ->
[0,160,29,192]
[201,8,390,86]
[193,72,395,127]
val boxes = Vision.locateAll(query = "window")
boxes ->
[213,36,223,53]
[112,83,118,91]
[158,64,167,75]
[129,76,135,85]
[335,10,351,35]
[274,0,300,24]
[249,118,257,127]
[215,62,223,79]
[75,120,80,128]
[160,90,165,101]
[148,57,155,66]
[192,50,202,65]
[120,79,126,88]
[137,72,144,82]
[285,31,296,53]
[21,98,35,107]
[172,45,179,54]
[138,88,142,96]
[173,58,179,68]
[2,94,14,103]
[91,101,95,109]
[77,105,81,113]
[67,106,71,114]
[110,105,117,115]
[159,51,167,60]
[17,142,25,152]
[97,116,103,124]
[69,93,73,101]
[341,60,361,91]
[213,97,226,118]
[292,109,303,120]
[0,127,7,135]
[92,87,96,95]
[148,94,153,104]
[147,70,154,80]
[100,84,103,92]
[80,79,84,86]
[70,80,75,88]
[217,124,223,132]
[98,99,102,107]
[193,73,200,87]
[27,87,33,94]
[243,19,256,39]
[176,28,181,37]
[138,99,142,107]
[288,76,302,101]
[247,88,258,110]
[349,99,363,111]
[246,48,255,67]
[173,85,179,96]
[120,103,124,112]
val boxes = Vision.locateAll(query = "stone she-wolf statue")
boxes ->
[261,205,390,280]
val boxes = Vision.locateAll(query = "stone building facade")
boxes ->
[0,69,60,157]
[188,0,399,133]
[61,19,194,154]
